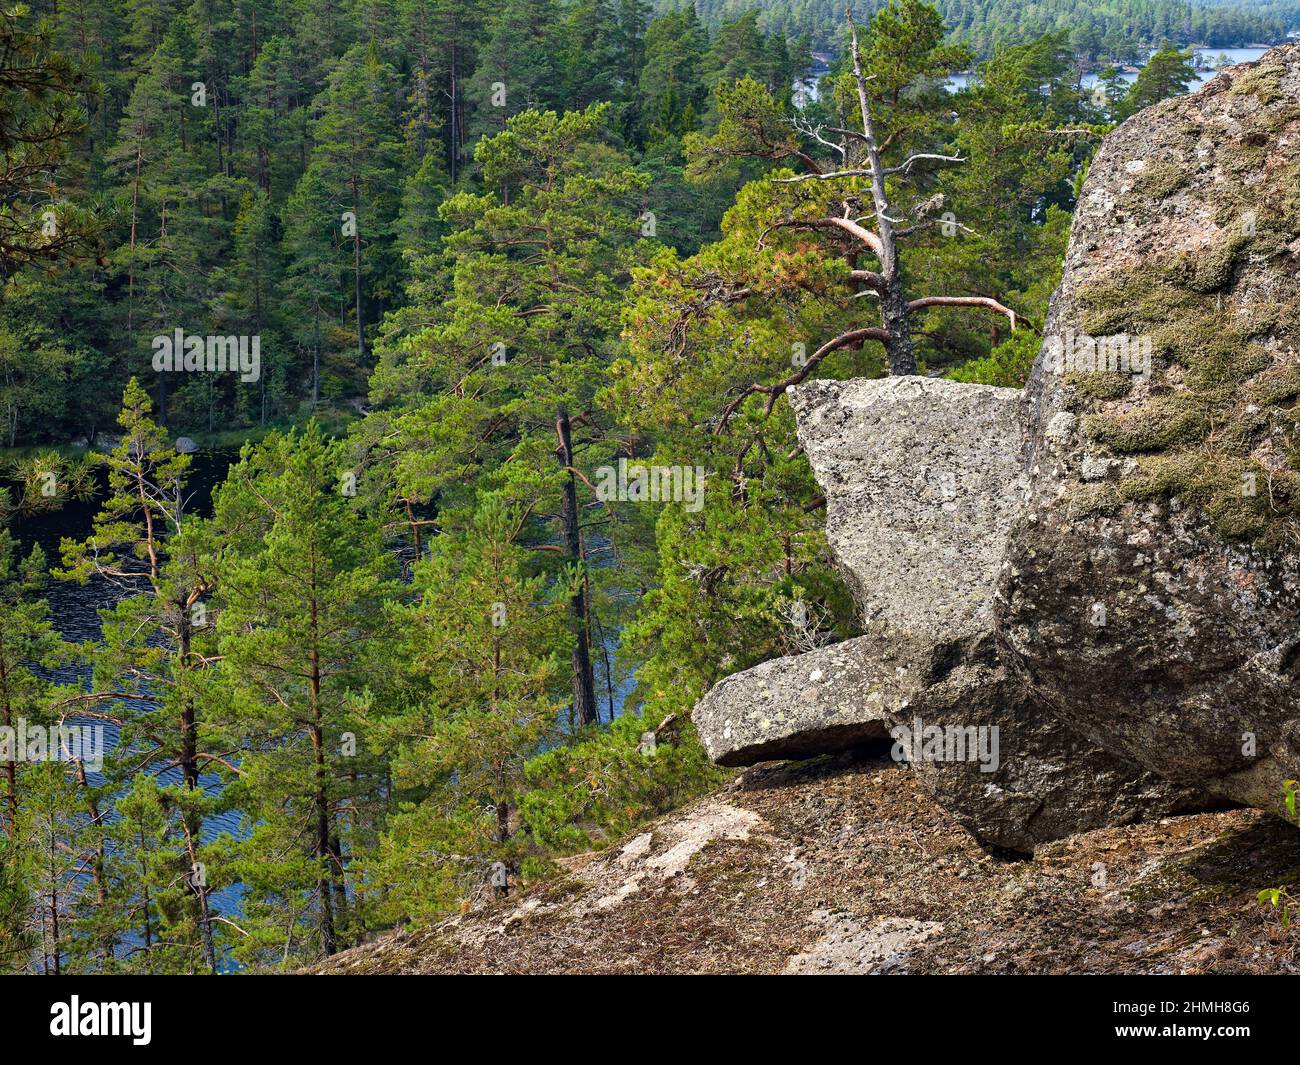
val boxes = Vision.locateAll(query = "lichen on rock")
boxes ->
[1001,43,1300,819]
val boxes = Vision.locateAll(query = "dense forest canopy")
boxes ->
[0,0,1277,973]
[0,0,1291,447]
[0,0,812,446]
[677,0,1300,56]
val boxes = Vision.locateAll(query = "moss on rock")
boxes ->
[1065,370,1133,401]
[1084,393,1210,452]
[1230,62,1286,103]
[1069,154,1300,546]
[1181,233,1250,293]
[1134,160,1191,201]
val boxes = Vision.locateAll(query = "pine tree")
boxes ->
[1118,45,1197,119]
[105,27,211,422]
[219,189,283,424]
[281,164,350,407]
[209,423,396,962]
[14,761,101,974]
[398,0,487,183]
[0,268,115,445]
[0,835,34,973]
[639,9,708,146]
[0,6,97,281]
[564,0,625,112]
[915,33,1084,368]
[0,535,67,841]
[289,0,356,95]
[366,104,650,730]
[305,44,404,360]
[237,35,308,197]
[371,501,567,919]
[58,379,222,971]
[105,773,219,973]
[463,0,564,147]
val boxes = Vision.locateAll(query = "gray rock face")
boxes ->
[997,45,1300,819]
[692,377,1202,852]
[791,377,1201,851]
[693,637,889,767]
[790,376,1027,650]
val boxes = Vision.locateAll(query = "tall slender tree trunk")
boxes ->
[0,634,16,838]
[312,728,336,956]
[48,880,59,976]
[255,243,266,424]
[328,831,347,944]
[312,307,321,408]
[141,873,153,961]
[178,607,198,791]
[555,410,598,728]
[351,179,364,361]
[849,12,916,375]
[156,208,170,425]
[73,759,114,964]
[308,589,337,957]
[449,47,458,183]
[182,821,216,973]
[128,149,139,330]
[177,605,215,971]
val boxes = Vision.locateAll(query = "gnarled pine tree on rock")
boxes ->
[675,3,1021,425]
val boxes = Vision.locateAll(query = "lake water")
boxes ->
[946,45,1274,93]
[796,44,1283,102]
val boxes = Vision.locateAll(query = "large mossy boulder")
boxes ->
[690,47,1300,848]
[998,45,1300,818]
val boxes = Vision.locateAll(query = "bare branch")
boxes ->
[907,295,1022,330]
[713,325,889,433]
[884,153,965,176]
[791,117,849,160]
[772,168,874,184]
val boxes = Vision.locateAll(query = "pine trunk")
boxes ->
[556,410,598,728]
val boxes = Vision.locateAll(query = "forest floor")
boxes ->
[310,749,1300,974]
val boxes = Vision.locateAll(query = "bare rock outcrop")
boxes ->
[696,377,1201,852]
[998,45,1300,818]
[693,637,889,766]
[307,753,1300,975]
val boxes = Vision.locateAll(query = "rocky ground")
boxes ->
[311,748,1300,974]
